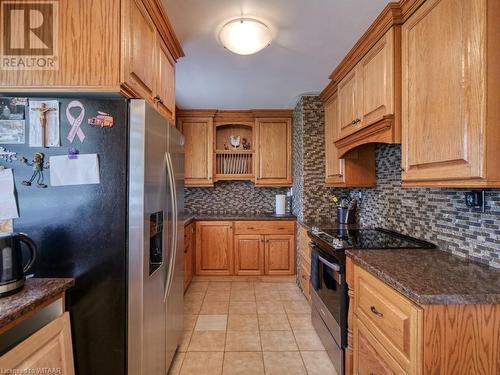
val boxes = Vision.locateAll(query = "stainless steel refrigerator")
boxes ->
[2,97,184,375]
[128,100,184,375]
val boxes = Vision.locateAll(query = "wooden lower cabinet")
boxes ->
[193,220,296,276]
[195,221,234,275]
[0,313,75,375]
[299,260,311,301]
[298,224,311,301]
[184,222,195,291]
[347,258,500,375]
[234,235,265,275]
[265,235,295,275]
[354,318,405,375]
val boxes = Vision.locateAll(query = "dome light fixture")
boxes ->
[219,18,272,55]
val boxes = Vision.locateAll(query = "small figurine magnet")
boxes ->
[88,111,114,127]
[20,152,49,188]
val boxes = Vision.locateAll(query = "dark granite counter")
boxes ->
[184,213,297,225]
[347,248,500,305]
[0,278,74,330]
[299,219,359,231]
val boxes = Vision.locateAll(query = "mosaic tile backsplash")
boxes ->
[349,144,500,268]
[292,96,335,223]
[291,95,499,268]
[185,181,288,214]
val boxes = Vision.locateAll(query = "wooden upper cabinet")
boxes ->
[254,117,292,186]
[337,69,360,140]
[0,0,121,89]
[0,0,183,121]
[264,235,295,275]
[358,28,394,128]
[234,235,265,276]
[180,117,214,186]
[121,0,156,102]
[337,28,395,141]
[325,93,345,185]
[324,93,376,188]
[155,37,176,123]
[401,0,500,187]
[195,222,233,275]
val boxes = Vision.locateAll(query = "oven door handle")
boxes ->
[318,255,341,272]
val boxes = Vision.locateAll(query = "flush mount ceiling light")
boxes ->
[219,18,272,55]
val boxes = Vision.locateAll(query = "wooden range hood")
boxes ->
[334,115,399,158]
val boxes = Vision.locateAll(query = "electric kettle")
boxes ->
[0,233,37,297]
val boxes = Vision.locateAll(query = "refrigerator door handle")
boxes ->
[164,151,177,301]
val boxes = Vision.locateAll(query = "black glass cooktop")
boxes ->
[310,228,436,250]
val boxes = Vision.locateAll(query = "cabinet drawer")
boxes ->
[354,265,421,373]
[353,317,407,375]
[234,221,295,235]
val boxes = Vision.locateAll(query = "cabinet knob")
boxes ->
[351,119,357,125]
[154,95,161,102]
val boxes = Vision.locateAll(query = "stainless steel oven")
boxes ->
[310,242,348,375]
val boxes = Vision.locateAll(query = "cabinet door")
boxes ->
[337,68,360,140]
[156,37,176,122]
[195,222,233,275]
[255,118,292,186]
[264,235,295,275]
[353,318,405,375]
[0,313,75,375]
[324,95,377,188]
[180,117,214,186]
[358,28,394,128]
[234,235,264,275]
[0,0,121,90]
[401,0,486,182]
[121,0,156,102]
[324,93,345,185]
[184,223,195,291]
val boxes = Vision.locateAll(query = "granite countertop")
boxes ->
[347,249,500,305]
[299,219,358,230]
[184,212,297,225]
[0,278,74,330]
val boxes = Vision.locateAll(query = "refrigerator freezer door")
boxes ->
[128,100,169,375]
[165,124,185,369]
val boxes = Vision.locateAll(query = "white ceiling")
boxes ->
[164,0,392,109]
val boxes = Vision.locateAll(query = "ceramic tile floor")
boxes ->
[169,277,338,375]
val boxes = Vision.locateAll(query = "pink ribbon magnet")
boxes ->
[66,100,86,143]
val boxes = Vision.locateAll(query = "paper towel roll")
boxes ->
[275,194,286,215]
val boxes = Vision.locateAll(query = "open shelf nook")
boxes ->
[214,123,254,181]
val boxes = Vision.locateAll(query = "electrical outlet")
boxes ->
[464,190,485,212]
